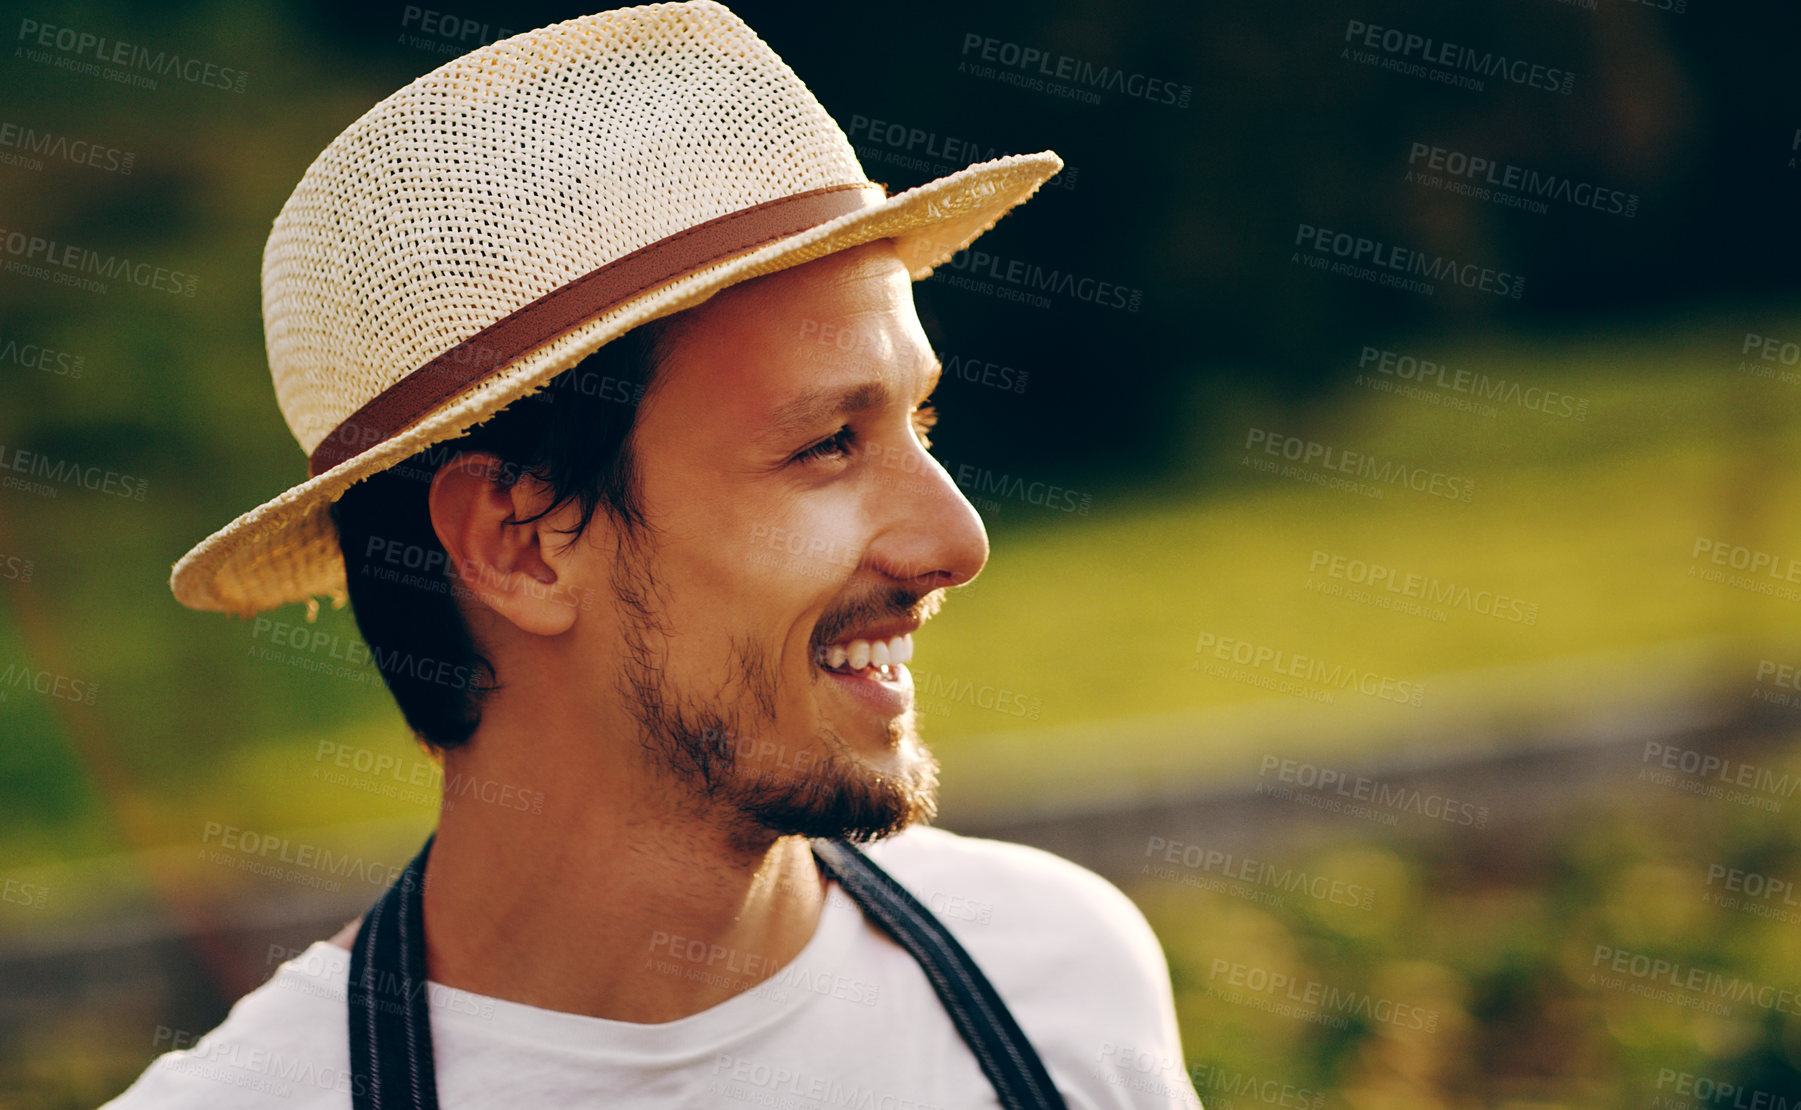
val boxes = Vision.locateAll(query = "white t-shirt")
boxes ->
[102,825,1201,1108]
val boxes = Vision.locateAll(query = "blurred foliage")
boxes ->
[1135,727,1801,1108]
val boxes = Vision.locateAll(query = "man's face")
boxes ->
[581,241,988,844]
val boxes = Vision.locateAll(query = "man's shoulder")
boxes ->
[861,825,1193,1104]
[868,823,1149,922]
[860,823,1172,991]
[100,941,353,1109]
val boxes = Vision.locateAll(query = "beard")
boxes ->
[607,527,940,846]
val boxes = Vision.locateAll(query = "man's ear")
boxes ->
[428,453,582,637]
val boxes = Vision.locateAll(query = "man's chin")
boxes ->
[729,732,940,844]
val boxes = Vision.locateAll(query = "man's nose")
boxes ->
[869,443,989,592]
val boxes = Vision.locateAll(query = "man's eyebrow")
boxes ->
[762,354,944,444]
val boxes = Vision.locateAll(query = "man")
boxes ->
[113,3,1194,1106]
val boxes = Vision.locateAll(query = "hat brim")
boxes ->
[170,151,1064,616]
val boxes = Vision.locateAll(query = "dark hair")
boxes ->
[329,321,674,750]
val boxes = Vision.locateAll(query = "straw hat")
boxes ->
[170,0,1061,616]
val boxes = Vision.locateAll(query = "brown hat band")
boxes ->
[307,182,884,478]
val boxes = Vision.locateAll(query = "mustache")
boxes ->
[810,585,946,650]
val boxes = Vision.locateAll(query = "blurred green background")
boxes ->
[5,0,1801,1106]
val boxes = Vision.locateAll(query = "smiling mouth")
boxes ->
[814,633,914,681]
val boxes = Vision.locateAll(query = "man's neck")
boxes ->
[401,726,831,1024]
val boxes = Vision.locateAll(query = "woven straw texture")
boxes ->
[171,0,1062,615]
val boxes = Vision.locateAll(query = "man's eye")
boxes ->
[793,406,937,465]
[795,426,855,463]
[912,404,938,449]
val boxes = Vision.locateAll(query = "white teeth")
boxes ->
[818,632,915,672]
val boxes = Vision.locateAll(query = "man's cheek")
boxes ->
[745,510,866,578]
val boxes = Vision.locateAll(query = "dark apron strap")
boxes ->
[347,835,1066,1110]
[347,836,437,1110]
[810,838,1068,1110]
